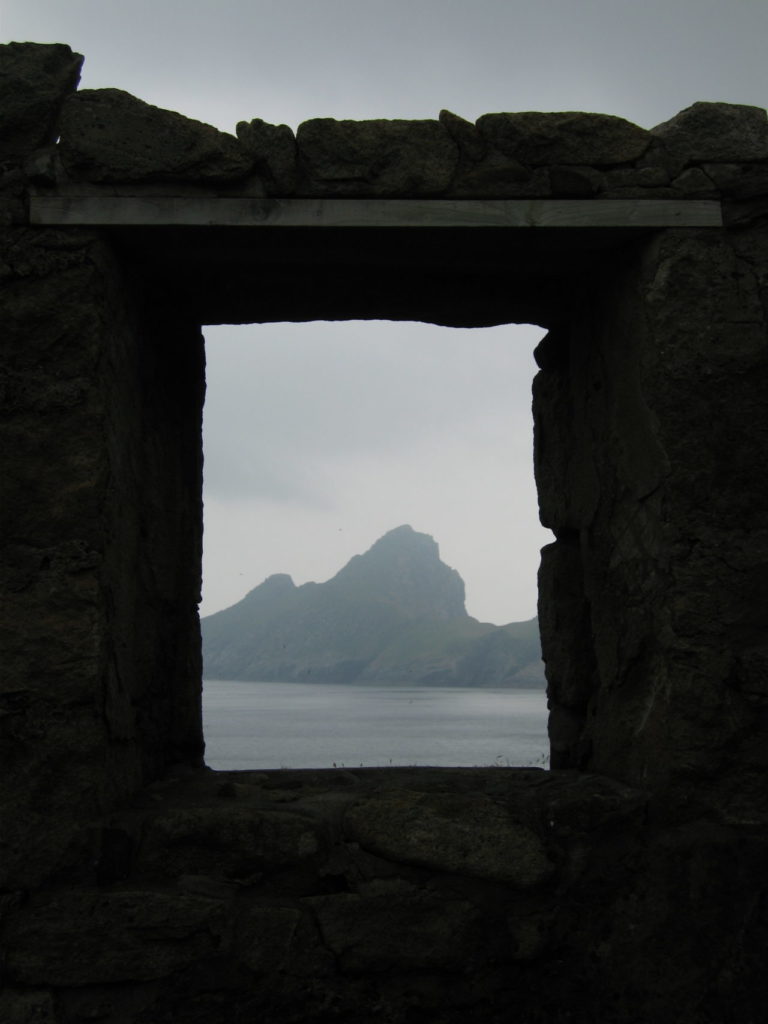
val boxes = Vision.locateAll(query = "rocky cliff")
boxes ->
[202,525,544,686]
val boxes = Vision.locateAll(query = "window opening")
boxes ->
[200,320,551,770]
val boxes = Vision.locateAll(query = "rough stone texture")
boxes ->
[438,108,487,161]
[533,223,768,820]
[5,890,225,985]
[450,155,551,198]
[703,160,768,199]
[536,538,597,768]
[236,117,298,193]
[344,789,552,884]
[296,117,458,196]
[0,42,82,163]
[602,165,671,195]
[652,101,768,165]
[0,224,205,888]
[136,803,323,878]
[476,110,651,166]
[670,165,719,197]
[58,88,253,182]
[548,164,602,196]
[1,767,765,1023]
[308,891,479,972]
[0,989,57,1024]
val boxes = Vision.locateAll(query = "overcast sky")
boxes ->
[3,1,766,623]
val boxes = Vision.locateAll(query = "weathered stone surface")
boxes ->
[549,163,602,196]
[439,108,487,161]
[601,165,671,195]
[137,804,322,879]
[0,42,82,162]
[344,788,552,885]
[296,117,458,196]
[4,890,224,985]
[532,223,768,820]
[449,153,549,197]
[537,540,597,769]
[0,764,764,1021]
[1,224,205,889]
[236,117,298,193]
[703,160,768,199]
[0,989,56,1024]
[651,101,768,164]
[537,771,647,834]
[59,88,253,182]
[476,110,651,166]
[670,166,718,196]
[308,892,477,971]
[232,904,304,973]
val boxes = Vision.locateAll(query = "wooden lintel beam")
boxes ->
[29,196,724,229]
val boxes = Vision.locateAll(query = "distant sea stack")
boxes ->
[202,525,545,687]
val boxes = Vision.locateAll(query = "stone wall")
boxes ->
[3,765,766,1024]
[535,218,768,823]
[0,221,206,890]
[42,59,768,202]
[1,42,767,1023]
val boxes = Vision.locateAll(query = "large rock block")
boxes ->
[136,804,322,879]
[0,42,82,162]
[59,88,253,182]
[537,539,597,769]
[296,117,458,196]
[307,892,477,972]
[0,989,56,1024]
[344,788,552,885]
[651,101,768,164]
[236,118,298,193]
[476,110,650,166]
[3,890,225,986]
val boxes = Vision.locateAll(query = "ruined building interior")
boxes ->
[1,42,767,1023]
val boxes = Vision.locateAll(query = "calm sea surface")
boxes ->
[203,680,549,770]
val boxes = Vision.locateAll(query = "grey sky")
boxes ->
[201,322,546,622]
[4,1,766,622]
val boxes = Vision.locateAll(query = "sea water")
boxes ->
[202,680,549,770]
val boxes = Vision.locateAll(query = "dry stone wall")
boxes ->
[2,41,768,1023]
[535,219,768,822]
[0,221,206,890]
[39,70,768,202]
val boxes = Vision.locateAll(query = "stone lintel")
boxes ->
[29,196,723,229]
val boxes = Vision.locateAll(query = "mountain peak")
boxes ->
[330,525,466,621]
[377,523,416,538]
[262,572,295,587]
[368,524,435,552]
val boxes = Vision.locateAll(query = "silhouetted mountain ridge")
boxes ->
[202,525,544,687]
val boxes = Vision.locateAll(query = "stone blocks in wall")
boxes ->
[1,226,126,887]
[0,223,205,888]
[58,88,253,183]
[18,60,762,202]
[296,117,458,196]
[651,101,768,165]
[236,117,298,193]
[2,767,765,1023]
[0,42,82,163]
[476,110,651,166]
[532,221,768,818]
